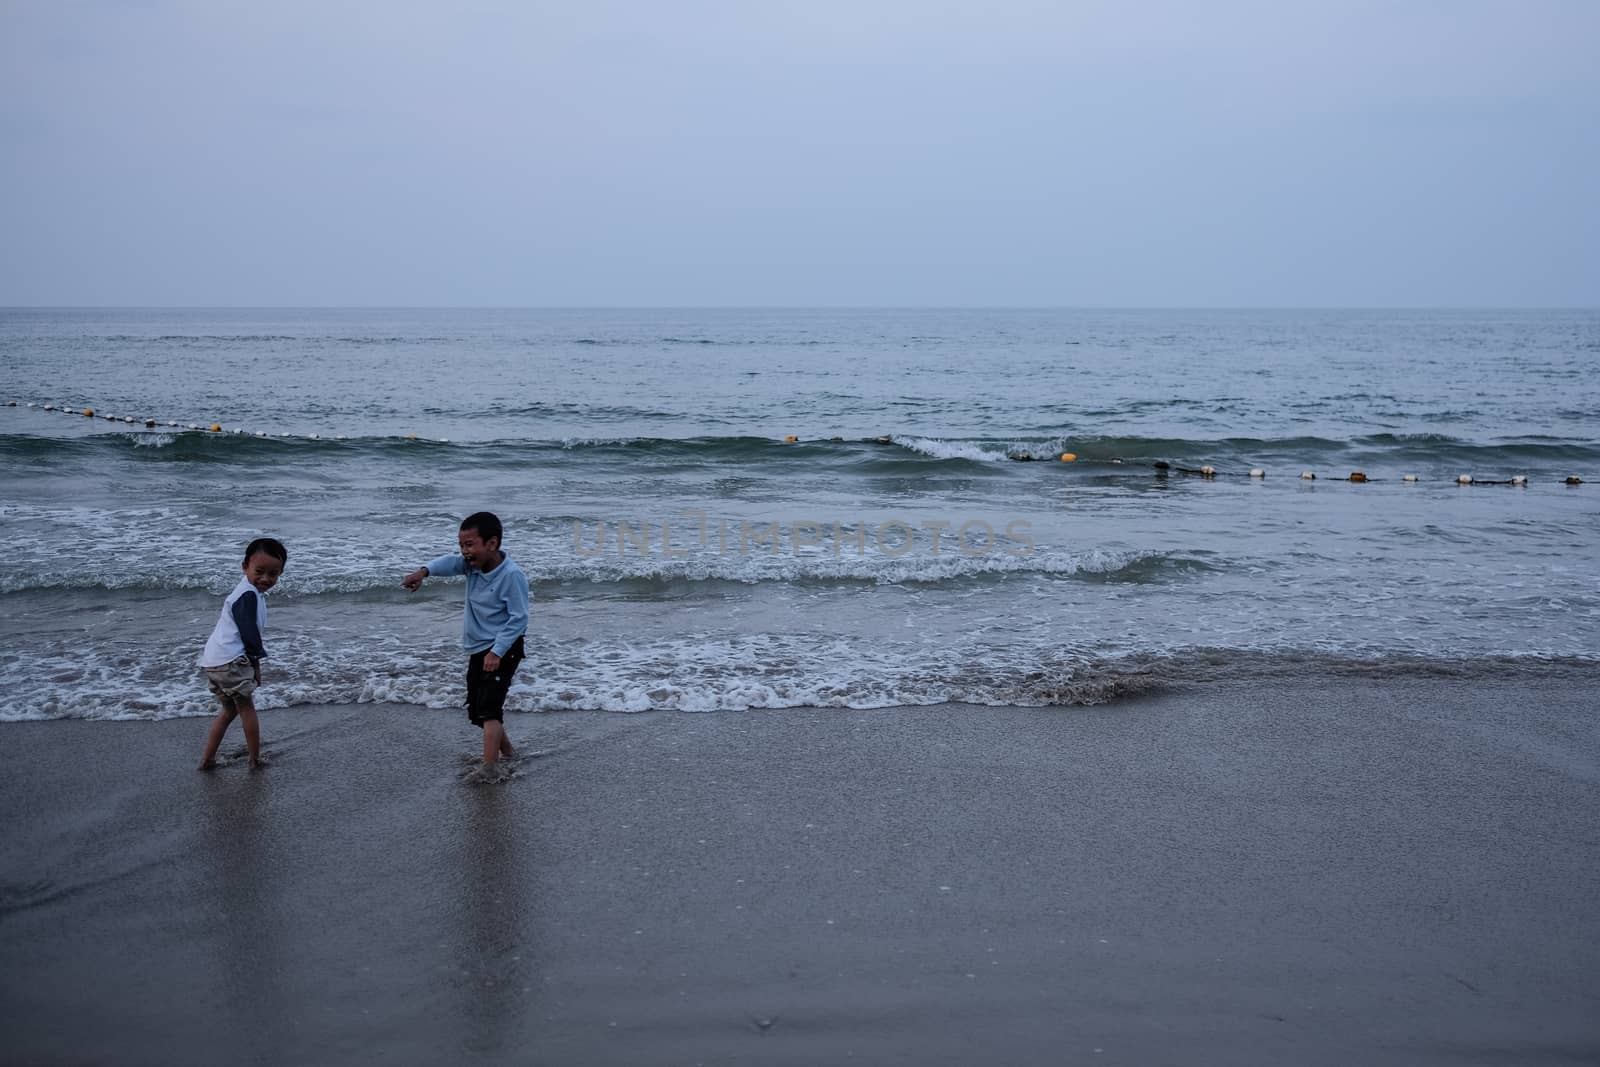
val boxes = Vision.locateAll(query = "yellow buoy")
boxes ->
[82,408,94,417]
[783,435,798,442]
[406,433,418,440]
[1059,452,1076,462]
[1349,472,1367,483]
[209,424,222,432]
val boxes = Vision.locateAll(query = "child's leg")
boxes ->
[199,699,238,769]
[236,696,262,766]
[482,719,510,763]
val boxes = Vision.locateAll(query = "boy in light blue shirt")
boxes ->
[402,511,529,764]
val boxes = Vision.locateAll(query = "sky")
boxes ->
[2,0,1596,307]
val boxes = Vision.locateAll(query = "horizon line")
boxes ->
[2,304,1597,313]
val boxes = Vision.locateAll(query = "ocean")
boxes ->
[1,307,1596,721]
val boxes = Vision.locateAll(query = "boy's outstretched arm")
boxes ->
[405,553,466,590]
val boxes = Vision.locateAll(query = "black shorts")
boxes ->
[465,636,525,727]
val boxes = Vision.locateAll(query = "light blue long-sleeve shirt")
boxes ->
[424,552,529,656]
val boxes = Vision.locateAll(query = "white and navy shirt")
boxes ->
[200,575,268,667]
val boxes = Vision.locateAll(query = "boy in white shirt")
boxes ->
[197,537,287,770]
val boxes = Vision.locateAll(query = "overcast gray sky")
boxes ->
[2,0,1596,306]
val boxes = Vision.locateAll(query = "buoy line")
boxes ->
[7,398,448,443]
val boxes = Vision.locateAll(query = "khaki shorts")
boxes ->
[204,655,258,704]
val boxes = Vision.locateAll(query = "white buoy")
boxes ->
[308,433,320,440]
[1457,474,1473,485]
[1511,475,1527,486]
[255,431,267,438]
[43,404,55,411]
[1249,469,1264,478]
[1403,474,1419,482]
[1300,471,1315,480]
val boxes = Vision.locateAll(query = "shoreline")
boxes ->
[3,679,1598,1064]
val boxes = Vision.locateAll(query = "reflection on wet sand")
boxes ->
[202,767,286,1059]
[454,764,533,1058]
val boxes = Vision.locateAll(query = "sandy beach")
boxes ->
[2,677,1597,1066]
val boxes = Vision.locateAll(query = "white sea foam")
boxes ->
[889,435,1071,463]
[8,620,1578,724]
[0,626,1131,722]
[890,435,1012,462]
[559,435,649,449]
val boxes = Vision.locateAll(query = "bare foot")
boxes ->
[198,760,216,771]
[249,757,269,770]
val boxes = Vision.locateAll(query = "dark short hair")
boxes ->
[244,537,288,565]
[460,511,503,544]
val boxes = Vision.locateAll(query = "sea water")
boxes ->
[1,307,1596,720]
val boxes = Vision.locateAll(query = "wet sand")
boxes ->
[2,678,1598,1065]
